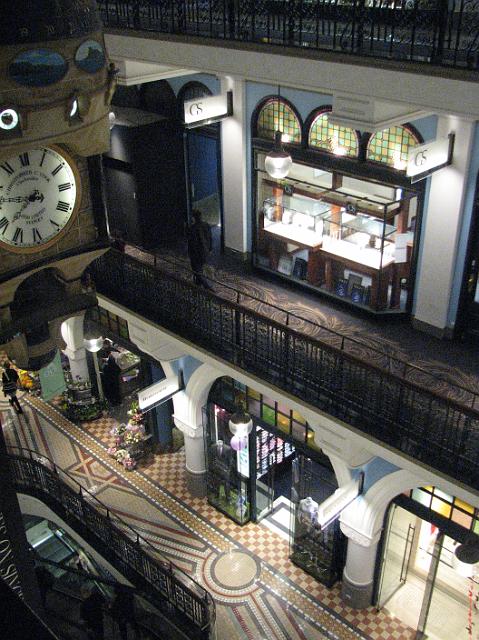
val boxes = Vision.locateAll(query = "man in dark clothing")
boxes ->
[187,209,213,289]
[2,361,23,414]
[35,565,54,609]
[101,354,121,406]
[110,586,136,640]
[80,587,105,639]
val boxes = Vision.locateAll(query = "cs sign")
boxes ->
[184,91,233,128]
[407,134,454,183]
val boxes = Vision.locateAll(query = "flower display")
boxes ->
[107,446,117,457]
[122,456,137,470]
[108,412,146,470]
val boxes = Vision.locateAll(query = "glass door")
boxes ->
[376,505,416,609]
[254,426,275,522]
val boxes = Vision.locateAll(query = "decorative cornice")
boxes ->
[173,415,204,439]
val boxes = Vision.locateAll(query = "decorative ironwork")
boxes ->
[5,449,214,638]
[96,0,479,70]
[90,250,479,491]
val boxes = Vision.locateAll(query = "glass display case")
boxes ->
[203,404,250,525]
[254,165,418,313]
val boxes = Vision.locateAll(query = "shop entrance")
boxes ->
[377,504,478,639]
[458,173,479,341]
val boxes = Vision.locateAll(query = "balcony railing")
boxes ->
[6,446,214,639]
[90,249,479,490]
[97,0,479,70]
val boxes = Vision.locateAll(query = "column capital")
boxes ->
[340,521,382,547]
[173,415,204,439]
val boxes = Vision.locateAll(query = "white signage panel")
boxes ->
[407,134,454,180]
[138,372,183,412]
[316,474,363,530]
[184,91,232,126]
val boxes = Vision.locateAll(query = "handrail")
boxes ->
[96,0,479,72]
[90,250,479,490]
[6,446,214,638]
[125,243,479,409]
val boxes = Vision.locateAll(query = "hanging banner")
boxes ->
[39,350,67,401]
[184,91,233,128]
[138,371,184,413]
[407,134,454,183]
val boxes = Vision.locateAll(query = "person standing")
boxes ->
[101,354,121,406]
[2,361,23,414]
[80,587,105,639]
[186,209,213,289]
[110,585,136,640]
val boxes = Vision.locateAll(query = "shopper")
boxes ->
[110,585,136,640]
[2,361,23,414]
[34,565,54,609]
[80,586,105,639]
[186,209,213,289]
[101,354,121,406]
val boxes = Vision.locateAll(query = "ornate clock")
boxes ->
[0,145,81,253]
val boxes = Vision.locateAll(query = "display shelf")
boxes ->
[323,211,396,240]
[256,426,295,479]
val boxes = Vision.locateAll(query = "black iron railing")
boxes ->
[90,250,479,490]
[97,0,479,71]
[6,447,214,639]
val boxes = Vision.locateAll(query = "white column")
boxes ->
[413,115,475,335]
[340,525,381,609]
[173,416,207,497]
[60,316,90,382]
[220,75,248,254]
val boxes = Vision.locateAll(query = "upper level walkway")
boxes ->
[98,0,479,73]
[90,242,479,493]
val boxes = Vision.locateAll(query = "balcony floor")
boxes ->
[123,241,479,406]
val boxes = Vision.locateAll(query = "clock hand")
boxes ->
[11,191,44,221]
[0,196,30,204]
[12,199,30,221]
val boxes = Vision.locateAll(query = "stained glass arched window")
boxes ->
[308,109,359,158]
[367,125,420,169]
[256,98,301,144]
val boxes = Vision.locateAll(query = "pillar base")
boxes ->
[341,575,373,609]
[186,469,207,497]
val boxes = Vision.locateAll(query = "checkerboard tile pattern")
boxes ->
[77,411,415,640]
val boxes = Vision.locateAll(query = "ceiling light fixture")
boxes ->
[264,86,292,179]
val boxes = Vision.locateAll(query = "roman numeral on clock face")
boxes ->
[52,163,64,176]
[1,162,14,176]
[50,219,60,228]
[0,217,8,235]
[58,183,71,192]
[19,152,30,167]
[56,201,70,212]
[12,227,23,244]
[32,228,42,242]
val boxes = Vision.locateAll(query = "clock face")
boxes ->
[0,146,80,252]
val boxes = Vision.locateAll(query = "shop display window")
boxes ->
[289,455,343,587]
[254,154,419,313]
[204,404,250,525]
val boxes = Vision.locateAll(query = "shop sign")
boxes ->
[407,134,454,183]
[184,91,233,128]
[138,370,184,413]
[316,473,364,530]
[39,350,66,401]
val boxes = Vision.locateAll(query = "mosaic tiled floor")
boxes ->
[0,390,416,640]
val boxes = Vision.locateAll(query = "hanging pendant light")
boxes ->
[264,86,292,179]
[228,406,253,437]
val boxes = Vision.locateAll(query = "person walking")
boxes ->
[186,209,213,289]
[2,361,23,414]
[34,565,54,609]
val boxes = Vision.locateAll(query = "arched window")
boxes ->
[308,109,359,158]
[256,97,301,144]
[366,125,421,169]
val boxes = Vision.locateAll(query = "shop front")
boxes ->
[252,100,425,315]
[203,375,345,587]
[376,486,479,639]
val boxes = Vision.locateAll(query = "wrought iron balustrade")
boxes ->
[97,0,479,70]
[6,447,214,639]
[90,249,479,490]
